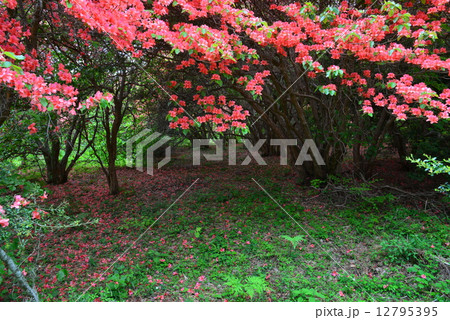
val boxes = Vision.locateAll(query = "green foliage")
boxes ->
[224,275,271,300]
[280,235,305,249]
[380,236,423,264]
[75,264,146,301]
[0,163,47,243]
[0,164,42,197]
[0,49,24,73]
[0,109,41,165]
[56,266,69,282]
[194,227,202,238]
[359,193,396,212]
[407,155,450,195]
[379,234,446,266]
[2,164,449,302]
[400,119,450,160]
[312,175,396,212]
[292,288,327,302]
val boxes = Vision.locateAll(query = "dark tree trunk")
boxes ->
[41,132,70,185]
[45,161,69,185]
[38,114,89,185]
[107,162,120,195]
[0,88,12,128]
[103,97,123,195]
[106,122,120,195]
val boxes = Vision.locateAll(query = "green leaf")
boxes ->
[39,98,49,107]
[3,51,25,61]
[387,82,397,89]
[10,64,24,74]
[57,269,68,281]
[99,98,111,109]
[0,61,12,68]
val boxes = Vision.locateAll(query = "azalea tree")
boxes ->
[87,49,145,195]
[75,37,172,194]
[141,0,449,177]
[1,0,449,182]
[0,0,114,186]
[0,106,97,184]
[67,0,449,176]
[0,0,113,125]
[1,1,126,190]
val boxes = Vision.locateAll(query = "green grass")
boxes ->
[74,187,449,301]
[1,163,449,302]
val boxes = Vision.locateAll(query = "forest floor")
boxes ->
[1,149,449,301]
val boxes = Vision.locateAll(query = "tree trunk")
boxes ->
[0,88,12,128]
[45,161,69,185]
[41,135,69,185]
[104,98,123,195]
[107,159,120,195]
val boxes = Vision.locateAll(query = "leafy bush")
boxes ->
[407,155,449,195]
[0,162,92,301]
[380,236,433,264]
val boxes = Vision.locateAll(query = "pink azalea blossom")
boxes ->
[10,195,30,209]
[0,218,9,228]
[32,209,41,220]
